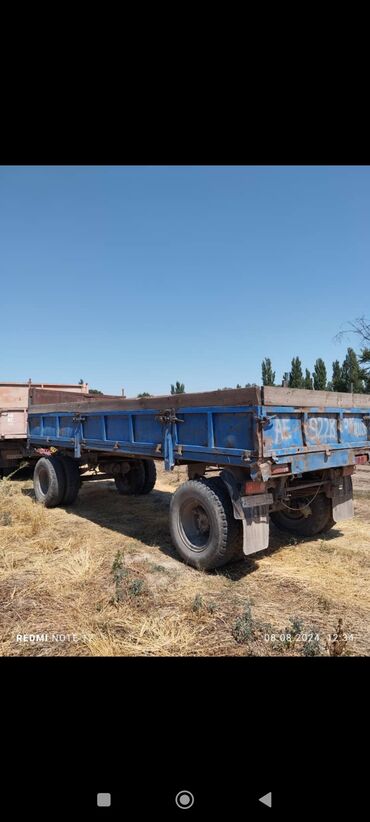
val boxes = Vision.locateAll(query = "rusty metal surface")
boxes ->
[28,386,262,415]
[263,386,370,408]
[0,385,30,410]
[0,410,27,439]
[28,388,117,405]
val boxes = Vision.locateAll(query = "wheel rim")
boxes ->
[179,498,211,551]
[38,466,50,496]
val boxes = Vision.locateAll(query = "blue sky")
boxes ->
[1,166,369,396]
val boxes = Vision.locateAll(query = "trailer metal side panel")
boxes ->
[260,405,370,473]
[28,401,370,473]
[261,406,370,456]
[0,408,28,438]
[28,406,258,468]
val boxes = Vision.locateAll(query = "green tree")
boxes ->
[289,357,304,388]
[171,381,185,394]
[137,392,152,397]
[261,357,275,386]
[359,348,370,393]
[341,347,364,392]
[331,360,344,392]
[360,347,370,367]
[304,369,313,390]
[335,317,370,392]
[313,358,327,391]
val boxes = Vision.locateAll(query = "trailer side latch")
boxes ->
[155,409,184,425]
[72,414,86,458]
[255,414,276,427]
[155,409,184,471]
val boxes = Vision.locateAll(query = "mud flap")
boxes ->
[240,494,272,555]
[241,505,270,555]
[219,471,272,557]
[331,476,354,523]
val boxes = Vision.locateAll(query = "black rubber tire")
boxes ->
[115,461,146,495]
[229,524,244,561]
[270,493,333,537]
[58,456,81,505]
[321,514,335,533]
[138,459,157,495]
[33,456,66,508]
[169,477,240,570]
[206,476,244,560]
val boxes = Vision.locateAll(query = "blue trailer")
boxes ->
[27,386,370,570]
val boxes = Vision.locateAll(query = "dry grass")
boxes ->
[0,464,369,657]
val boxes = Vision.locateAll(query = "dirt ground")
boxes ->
[0,463,369,657]
[352,464,370,492]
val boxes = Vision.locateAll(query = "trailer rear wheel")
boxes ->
[169,478,239,570]
[58,456,81,505]
[321,514,335,533]
[115,461,146,495]
[138,459,157,494]
[33,456,66,508]
[205,476,243,560]
[270,493,332,537]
